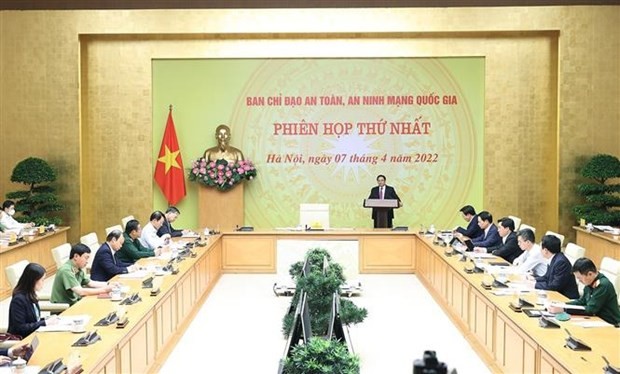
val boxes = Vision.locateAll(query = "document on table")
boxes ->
[38,315,91,332]
[572,320,612,328]
[491,289,520,296]
[182,232,200,238]
[548,302,586,310]
[466,252,496,259]
[0,367,41,374]
[507,282,535,291]
[119,269,150,278]
[593,225,615,231]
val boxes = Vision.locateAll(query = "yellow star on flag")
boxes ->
[157,145,181,173]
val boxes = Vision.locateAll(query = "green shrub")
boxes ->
[5,157,63,226]
[573,154,620,225]
[282,248,367,338]
[283,338,360,374]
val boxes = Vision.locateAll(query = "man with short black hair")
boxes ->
[90,230,138,282]
[117,219,161,264]
[534,235,579,299]
[157,206,188,238]
[548,257,620,325]
[513,228,547,277]
[454,205,483,239]
[51,244,113,305]
[470,211,501,248]
[476,217,520,263]
[368,175,402,228]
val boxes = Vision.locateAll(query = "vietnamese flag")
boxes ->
[154,106,186,205]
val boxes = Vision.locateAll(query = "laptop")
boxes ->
[449,238,465,253]
[450,237,474,252]
[25,335,39,362]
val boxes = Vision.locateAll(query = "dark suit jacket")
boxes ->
[488,232,521,263]
[455,214,483,239]
[90,243,131,282]
[0,348,7,356]
[8,292,45,338]
[535,252,579,299]
[157,217,183,238]
[368,185,401,220]
[471,224,501,248]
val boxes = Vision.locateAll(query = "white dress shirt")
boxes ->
[0,211,26,230]
[513,243,547,277]
[139,222,166,249]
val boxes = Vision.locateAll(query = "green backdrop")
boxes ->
[152,58,484,230]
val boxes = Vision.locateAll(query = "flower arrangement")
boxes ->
[188,158,257,191]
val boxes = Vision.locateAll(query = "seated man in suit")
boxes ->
[140,211,170,249]
[90,230,139,282]
[547,257,620,325]
[157,206,188,238]
[533,235,579,299]
[513,228,547,277]
[51,244,114,305]
[470,211,501,249]
[368,174,402,228]
[117,219,162,264]
[454,205,483,239]
[474,217,520,263]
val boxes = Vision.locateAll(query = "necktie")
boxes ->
[380,187,384,199]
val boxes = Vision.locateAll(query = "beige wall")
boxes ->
[1,7,618,243]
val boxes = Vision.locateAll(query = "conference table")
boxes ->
[21,234,222,373]
[415,234,620,374]
[16,229,620,373]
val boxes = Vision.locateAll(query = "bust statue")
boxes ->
[203,124,245,164]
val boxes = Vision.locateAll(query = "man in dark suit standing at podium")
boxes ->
[368,175,402,228]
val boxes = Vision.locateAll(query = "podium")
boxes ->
[363,198,399,228]
[198,184,244,232]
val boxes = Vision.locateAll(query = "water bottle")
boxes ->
[12,357,26,374]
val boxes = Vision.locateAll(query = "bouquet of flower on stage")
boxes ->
[188,157,257,191]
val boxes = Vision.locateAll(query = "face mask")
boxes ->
[8,209,15,216]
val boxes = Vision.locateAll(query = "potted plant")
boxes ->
[5,157,64,226]
[282,248,367,337]
[283,337,360,374]
[572,154,620,226]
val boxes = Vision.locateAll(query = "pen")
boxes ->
[580,356,587,362]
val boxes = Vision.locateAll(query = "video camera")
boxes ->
[413,351,455,374]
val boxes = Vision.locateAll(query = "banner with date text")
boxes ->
[152,58,484,230]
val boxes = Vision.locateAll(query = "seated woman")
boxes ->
[8,263,57,338]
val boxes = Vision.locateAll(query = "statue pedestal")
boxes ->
[198,184,244,231]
